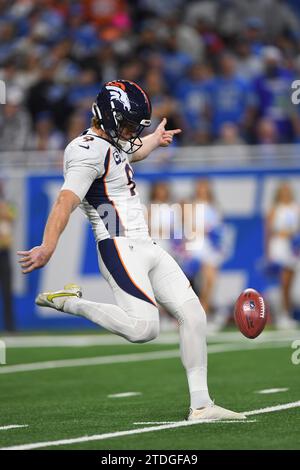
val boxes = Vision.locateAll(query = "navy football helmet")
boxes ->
[92,80,152,154]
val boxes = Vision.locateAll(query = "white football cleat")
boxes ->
[187,403,246,421]
[35,283,82,310]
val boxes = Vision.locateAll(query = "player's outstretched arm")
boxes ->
[131,117,181,162]
[17,190,80,274]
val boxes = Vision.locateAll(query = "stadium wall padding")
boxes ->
[1,166,300,330]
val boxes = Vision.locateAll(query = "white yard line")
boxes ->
[133,421,178,425]
[0,342,290,375]
[243,401,300,416]
[1,329,299,348]
[256,388,289,394]
[1,401,299,450]
[0,425,28,431]
[132,420,257,425]
[108,392,142,398]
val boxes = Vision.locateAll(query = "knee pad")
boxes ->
[176,298,207,331]
[127,319,160,344]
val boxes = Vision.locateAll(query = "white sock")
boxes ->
[178,298,212,409]
[63,297,158,343]
[187,369,212,409]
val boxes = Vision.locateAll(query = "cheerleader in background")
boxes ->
[183,180,227,321]
[148,181,178,331]
[148,181,176,254]
[266,182,300,329]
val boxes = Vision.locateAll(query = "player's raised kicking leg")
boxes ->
[37,238,160,344]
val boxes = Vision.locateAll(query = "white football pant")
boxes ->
[64,237,211,408]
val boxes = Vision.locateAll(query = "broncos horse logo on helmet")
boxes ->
[92,80,152,154]
[106,85,131,112]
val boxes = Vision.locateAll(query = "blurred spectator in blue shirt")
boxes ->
[135,19,162,59]
[175,62,212,144]
[1,0,300,150]
[70,20,101,61]
[0,87,30,152]
[50,39,80,87]
[66,111,90,143]
[235,37,263,80]
[27,60,72,131]
[119,58,144,85]
[243,17,265,56]
[255,117,281,161]
[144,68,181,138]
[253,46,299,142]
[67,68,99,110]
[161,33,194,90]
[237,0,300,41]
[30,111,64,151]
[0,21,18,64]
[193,17,224,61]
[163,13,204,62]
[208,53,256,139]
[136,0,185,19]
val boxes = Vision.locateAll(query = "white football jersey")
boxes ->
[61,129,150,241]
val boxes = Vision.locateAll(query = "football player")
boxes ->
[18,80,245,421]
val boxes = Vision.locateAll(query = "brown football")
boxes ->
[234,288,267,339]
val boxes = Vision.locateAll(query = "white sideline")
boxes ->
[1,402,299,450]
[1,329,299,348]
[0,350,179,375]
[0,342,290,375]
[0,425,28,431]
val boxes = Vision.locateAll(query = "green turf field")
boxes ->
[0,330,299,450]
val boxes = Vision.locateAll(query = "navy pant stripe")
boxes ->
[98,238,156,307]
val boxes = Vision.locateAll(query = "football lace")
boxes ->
[258,296,265,318]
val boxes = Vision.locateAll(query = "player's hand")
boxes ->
[17,245,53,274]
[154,117,181,147]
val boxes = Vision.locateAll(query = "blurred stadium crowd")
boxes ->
[1,0,300,154]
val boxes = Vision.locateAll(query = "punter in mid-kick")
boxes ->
[18,80,245,421]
